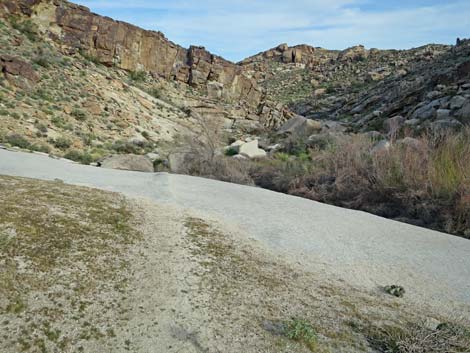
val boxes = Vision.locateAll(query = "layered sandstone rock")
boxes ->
[0,0,267,118]
[0,54,39,85]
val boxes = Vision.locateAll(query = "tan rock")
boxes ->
[101,154,154,173]
[83,99,102,115]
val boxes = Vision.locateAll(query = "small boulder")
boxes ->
[436,109,451,119]
[371,140,391,155]
[449,96,467,110]
[101,154,154,173]
[397,137,425,150]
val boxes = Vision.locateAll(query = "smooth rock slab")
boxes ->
[101,154,154,173]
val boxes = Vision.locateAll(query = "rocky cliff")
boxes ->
[0,0,278,124]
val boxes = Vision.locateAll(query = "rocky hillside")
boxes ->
[0,0,291,128]
[241,41,470,134]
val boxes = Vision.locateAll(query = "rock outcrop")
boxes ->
[0,0,267,119]
[0,54,39,83]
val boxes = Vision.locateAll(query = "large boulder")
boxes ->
[238,140,267,159]
[0,55,39,84]
[101,154,154,172]
[431,119,463,132]
[278,115,321,136]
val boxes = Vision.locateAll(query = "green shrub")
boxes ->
[129,70,146,82]
[111,140,139,154]
[4,134,30,149]
[10,17,37,42]
[34,122,48,133]
[224,148,238,156]
[64,150,93,165]
[147,88,161,99]
[284,318,317,351]
[50,137,72,150]
[33,55,52,68]
[31,143,51,154]
[71,108,87,121]
[78,49,101,65]
[51,116,65,128]
[33,88,53,102]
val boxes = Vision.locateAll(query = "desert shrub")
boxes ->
[71,108,87,121]
[251,159,310,193]
[147,88,161,99]
[34,122,48,134]
[50,137,72,150]
[33,88,53,102]
[30,143,51,154]
[177,126,470,237]
[111,140,140,154]
[129,70,146,82]
[51,116,66,128]
[366,321,470,353]
[181,153,253,185]
[64,150,93,165]
[78,49,101,65]
[33,55,53,68]
[10,17,37,42]
[4,134,30,149]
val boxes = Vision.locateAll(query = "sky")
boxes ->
[75,0,470,62]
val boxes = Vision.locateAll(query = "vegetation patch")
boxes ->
[284,318,318,351]
[0,176,140,353]
[365,321,470,353]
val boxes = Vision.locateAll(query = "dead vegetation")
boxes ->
[182,127,470,238]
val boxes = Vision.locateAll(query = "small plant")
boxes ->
[78,49,101,65]
[33,55,52,68]
[224,147,238,156]
[6,298,27,314]
[71,108,87,121]
[284,318,317,351]
[34,122,48,134]
[384,285,405,298]
[129,70,146,82]
[147,87,161,99]
[51,116,66,128]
